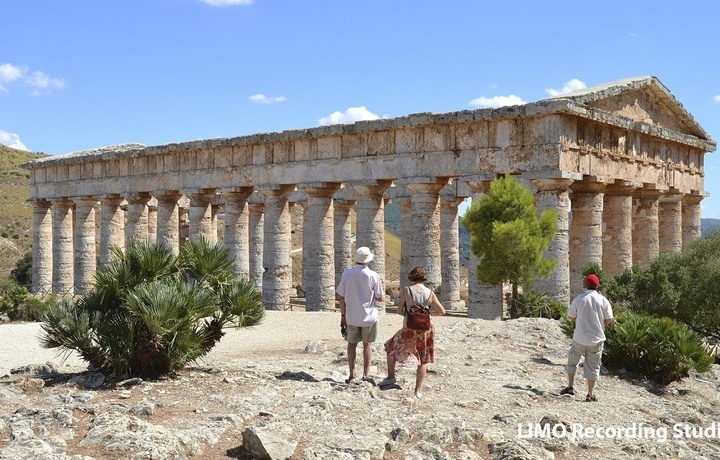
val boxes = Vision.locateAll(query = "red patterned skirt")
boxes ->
[384,325,435,365]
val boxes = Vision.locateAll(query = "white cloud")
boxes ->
[0,130,29,151]
[545,78,586,96]
[0,62,65,95]
[318,106,380,126]
[249,94,288,104]
[468,95,525,109]
[199,0,253,5]
[714,95,720,103]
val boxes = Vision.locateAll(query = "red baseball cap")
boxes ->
[585,274,600,288]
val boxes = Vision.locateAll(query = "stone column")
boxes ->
[569,181,605,298]
[602,183,635,277]
[52,199,74,296]
[260,185,295,310]
[659,192,683,254]
[440,195,466,310]
[99,194,125,268]
[353,180,393,283]
[395,195,412,290]
[147,201,158,244]
[155,191,182,254]
[248,198,265,289]
[74,198,98,293]
[464,182,504,319]
[211,203,220,242]
[682,195,703,248]
[126,192,152,245]
[31,200,53,295]
[188,190,216,243]
[633,189,662,269]
[223,188,254,280]
[301,183,341,311]
[532,178,574,305]
[333,198,356,289]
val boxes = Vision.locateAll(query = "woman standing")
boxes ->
[380,266,446,398]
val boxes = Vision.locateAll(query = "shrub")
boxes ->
[40,239,265,379]
[10,251,33,289]
[516,290,566,319]
[0,285,55,322]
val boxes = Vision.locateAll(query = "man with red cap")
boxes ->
[561,274,614,402]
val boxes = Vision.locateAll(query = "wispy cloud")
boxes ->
[468,95,525,109]
[198,0,253,5]
[0,130,29,151]
[545,78,586,96]
[249,94,288,104]
[318,106,380,126]
[0,63,65,95]
[714,95,720,103]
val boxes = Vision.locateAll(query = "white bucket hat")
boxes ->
[354,246,374,264]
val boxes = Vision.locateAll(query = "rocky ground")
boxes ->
[2,310,720,459]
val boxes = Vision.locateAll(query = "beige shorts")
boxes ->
[346,321,378,344]
[566,340,604,380]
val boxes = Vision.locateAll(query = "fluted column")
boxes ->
[532,178,574,304]
[126,192,152,245]
[301,183,341,311]
[147,201,158,244]
[395,195,412,290]
[602,183,635,277]
[52,199,74,296]
[659,192,683,254]
[333,198,356,289]
[99,194,125,268]
[464,182,504,319]
[211,204,220,242]
[248,198,265,289]
[353,180,392,283]
[682,195,703,248]
[155,191,181,254]
[633,189,662,269]
[223,188,254,280]
[260,185,295,310]
[188,190,216,243]
[440,195,465,310]
[31,200,53,294]
[569,181,605,299]
[74,198,98,293]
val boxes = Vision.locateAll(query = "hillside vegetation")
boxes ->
[0,145,47,279]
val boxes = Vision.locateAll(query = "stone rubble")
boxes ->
[2,315,720,459]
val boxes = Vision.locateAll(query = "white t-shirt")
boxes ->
[568,289,614,346]
[336,264,384,327]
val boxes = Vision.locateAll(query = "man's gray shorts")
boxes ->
[566,340,604,380]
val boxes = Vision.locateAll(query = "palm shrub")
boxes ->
[516,290,566,319]
[0,285,55,321]
[561,309,712,385]
[40,239,264,379]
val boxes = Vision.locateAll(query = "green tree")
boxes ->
[39,239,264,379]
[10,251,33,289]
[461,174,558,318]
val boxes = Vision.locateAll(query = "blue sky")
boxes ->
[2,1,719,217]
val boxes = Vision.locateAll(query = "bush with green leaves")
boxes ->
[40,239,265,379]
[560,309,712,385]
[516,290,566,319]
[10,251,33,289]
[0,285,55,321]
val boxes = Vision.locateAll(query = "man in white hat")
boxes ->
[336,246,385,384]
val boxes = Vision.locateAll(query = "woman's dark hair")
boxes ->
[407,266,427,283]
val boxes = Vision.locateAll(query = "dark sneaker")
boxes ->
[560,386,575,396]
[586,393,597,402]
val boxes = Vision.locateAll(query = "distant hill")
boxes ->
[0,145,47,278]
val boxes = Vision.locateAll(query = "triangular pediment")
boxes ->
[544,76,710,141]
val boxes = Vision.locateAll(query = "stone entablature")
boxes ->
[22,77,717,316]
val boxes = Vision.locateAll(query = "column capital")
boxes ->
[682,194,705,205]
[257,184,296,198]
[570,180,607,194]
[531,177,574,192]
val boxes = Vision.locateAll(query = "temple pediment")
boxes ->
[546,76,710,141]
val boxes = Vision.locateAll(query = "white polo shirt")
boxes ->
[569,289,614,346]
[336,264,384,327]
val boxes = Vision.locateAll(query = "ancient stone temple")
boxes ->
[22,77,716,318]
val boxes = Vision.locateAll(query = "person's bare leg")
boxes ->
[415,364,427,396]
[347,342,357,381]
[587,379,596,396]
[362,342,372,379]
[386,354,396,379]
[567,373,575,389]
